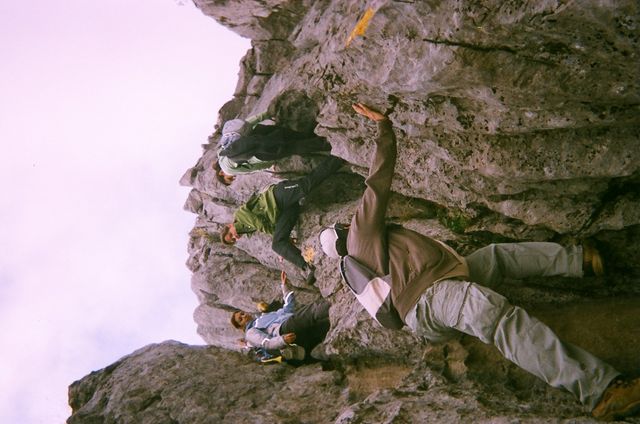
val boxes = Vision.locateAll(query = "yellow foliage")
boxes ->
[302,246,316,263]
[346,8,377,47]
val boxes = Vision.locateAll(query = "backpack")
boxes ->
[339,255,404,329]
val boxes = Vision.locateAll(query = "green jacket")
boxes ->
[233,186,279,235]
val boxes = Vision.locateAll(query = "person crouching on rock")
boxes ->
[230,271,330,363]
[221,155,344,284]
[215,111,331,185]
[318,103,639,422]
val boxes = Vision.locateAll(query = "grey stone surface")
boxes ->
[69,1,640,423]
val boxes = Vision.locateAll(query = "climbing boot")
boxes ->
[592,376,640,421]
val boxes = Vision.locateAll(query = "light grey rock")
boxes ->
[69,1,640,423]
[67,341,350,424]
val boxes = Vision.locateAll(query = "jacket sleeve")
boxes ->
[245,111,269,127]
[218,155,273,175]
[281,290,295,313]
[245,328,286,350]
[347,120,397,276]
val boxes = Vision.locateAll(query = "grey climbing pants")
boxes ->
[405,242,619,409]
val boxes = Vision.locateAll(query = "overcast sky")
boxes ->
[0,1,249,422]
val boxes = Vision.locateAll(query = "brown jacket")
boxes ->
[346,120,469,321]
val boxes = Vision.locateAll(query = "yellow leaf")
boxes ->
[346,8,377,47]
[302,246,316,263]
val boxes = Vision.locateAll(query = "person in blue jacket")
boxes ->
[231,271,330,361]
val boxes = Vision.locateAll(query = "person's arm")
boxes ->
[245,327,287,350]
[218,156,273,175]
[347,104,396,276]
[280,271,296,313]
[244,111,270,128]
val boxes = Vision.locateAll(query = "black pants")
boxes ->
[219,125,330,162]
[271,156,344,269]
[280,300,330,355]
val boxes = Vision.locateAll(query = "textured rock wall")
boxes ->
[69,1,640,422]
[183,0,640,355]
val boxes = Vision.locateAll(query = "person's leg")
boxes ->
[221,125,331,161]
[278,127,331,156]
[465,242,583,288]
[280,300,330,334]
[280,300,331,353]
[248,127,292,161]
[405,279,620,409]
[288,136,331,155]
[251,126,330,159]
[271,203,307,270]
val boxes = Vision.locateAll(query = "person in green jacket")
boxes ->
[319,103,639,421]
[216,112,331,184]
[222,155,344,284]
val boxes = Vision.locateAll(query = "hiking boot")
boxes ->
[592,376,640,421]
[281,344,306,361]
[301,264,316,285]
[582,240,604,276]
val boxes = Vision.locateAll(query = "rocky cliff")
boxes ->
[68,1,640,422]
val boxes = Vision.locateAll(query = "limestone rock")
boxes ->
[68,341,349,424]
[69,1,640,423]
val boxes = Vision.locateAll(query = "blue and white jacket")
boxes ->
[245,289,295,350]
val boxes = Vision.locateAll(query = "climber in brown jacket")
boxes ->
[318,103,640,421]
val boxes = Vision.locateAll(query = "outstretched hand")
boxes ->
[280,270,288,287]
[352,103,387,122]
[283,333,296,344]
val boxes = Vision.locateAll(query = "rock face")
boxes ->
[69,1,640,423]
[68,341,350,424]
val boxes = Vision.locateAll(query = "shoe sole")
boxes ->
[591,253,604,276]
[597,399,640,421]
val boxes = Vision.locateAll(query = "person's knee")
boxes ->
[312,301,330,321]
[453,283,512,344]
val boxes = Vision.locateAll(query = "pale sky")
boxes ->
[0,1,250,422]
